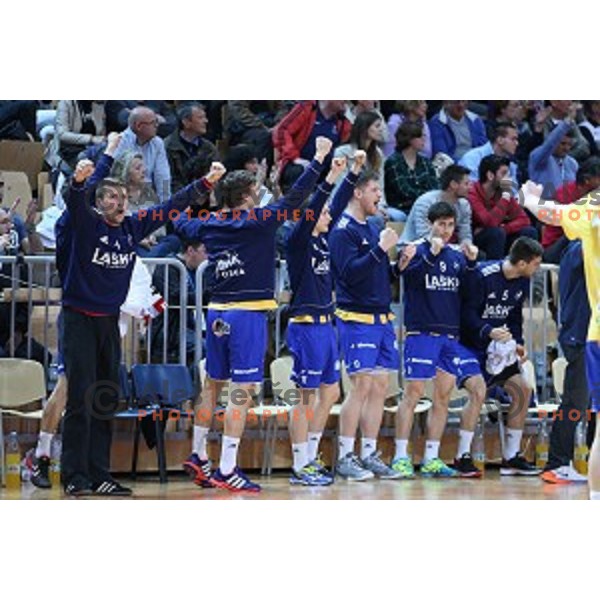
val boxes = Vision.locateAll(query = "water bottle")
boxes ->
[50,435,62,487]
[574,420,589,475]
[535,420,549,469]
[5,432,21,490]
[472,419,486,474]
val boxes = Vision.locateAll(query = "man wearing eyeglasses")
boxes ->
[114,106,171,202]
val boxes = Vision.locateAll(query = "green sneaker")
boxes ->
[420,457,458,478]
[390,457,415,479]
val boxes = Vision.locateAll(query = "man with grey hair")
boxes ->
[164,103,219,193]
[114,106,171,201]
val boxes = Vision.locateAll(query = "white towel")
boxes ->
[118,258,165,337]
[485,339,518,376]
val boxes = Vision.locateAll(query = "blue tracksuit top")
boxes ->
[461,260,529,351]
[285,171,358,318]
[402,239,475,336]
[329,209,399,315]
[59,164,209,315]
[174,160,323,305]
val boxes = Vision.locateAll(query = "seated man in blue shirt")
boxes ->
[458,237,544,476]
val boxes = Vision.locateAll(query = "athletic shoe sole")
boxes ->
[455,470,482,479]
[289,477,333,487]
[183,462,214,488]
[541,471,571,484]
[335,472,375,482]
[209,478,261,493]
[500,467,542,476]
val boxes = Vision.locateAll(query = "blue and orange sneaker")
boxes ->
[183,453,214,488]
[209,467,262,493]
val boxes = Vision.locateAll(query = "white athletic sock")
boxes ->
[292,442,309,472]
[504,428,523,460]
[590,491,600,501]
[338,436,355,458]
[192,425,210,461]
[423,440,440,462]
[394,439,409,461]
[456,430,474,458]
[219,436,240,475]
[307,432,322,462]
[360,437,377,460]
[35,431,53,458]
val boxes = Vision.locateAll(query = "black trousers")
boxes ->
[546,344,590,470]
[61,307,121,485]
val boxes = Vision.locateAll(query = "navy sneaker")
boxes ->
[209,467,261,493]
[183,453,214,488]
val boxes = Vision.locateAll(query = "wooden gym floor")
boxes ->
[0,468,589,500]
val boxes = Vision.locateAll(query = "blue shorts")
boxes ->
[404,333,479,381]
[586,341,600,411]
[56,309,65,376]
[206,309,267,383]
[287,322,340,389]
[337,319,399,375]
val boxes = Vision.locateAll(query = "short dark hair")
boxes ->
[492,121,517,141]
[395,121,424,152]
[508,237,543,265]
[478,154,510,184]
[217,170,255,208]
[439,165,470,191]
[576,156,600,185]
[355,169,380,190]
[177,102,206,129]
[427,200,456,223]
[95,178,126,202]
[181,238,204,253]
[224,144,258,172]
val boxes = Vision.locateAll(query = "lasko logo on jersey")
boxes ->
[215,251,246,279]
[425,273,460,291]
[91,248,136,269]
[311,255,330,275]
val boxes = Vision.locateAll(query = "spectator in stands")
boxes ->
[150,238,211,364]
[384,122,438,220]
[272,100,351,183]
[165,103,219,193]
[345,101,380,124]
[459,122,519,184]
[53,100,107,170]
[528,117,579,198]
[105,101,177,137]
[487,101,551,182]
[541,156,600,264]
[468,155,537,259]
[579,101,600,156]
[333,109,386,200]
[0,200,52,364]
[114,106,171,202]
[383,101,432,159]
[225,101,288,164]
[429,101,488,161]
[399,164,472,245]
[110,151,182,258]
[0,100,38,141]
[223,144,273,207]
[543,101,590,162]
